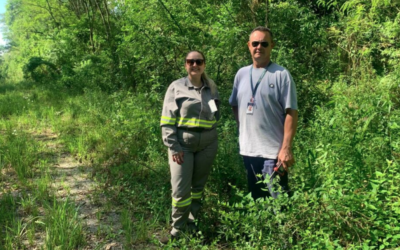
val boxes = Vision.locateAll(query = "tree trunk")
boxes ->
[265,0,269,27]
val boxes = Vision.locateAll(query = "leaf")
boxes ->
[329,117,336,127]
[361,112,377,136]
[392,234,400,240]
[35,220,45,225]
[389,122,400,129]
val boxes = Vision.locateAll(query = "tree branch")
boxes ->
[93,0,110,41]
[157,0,184,35]
[45,0,59,28]
[265,0,269,27]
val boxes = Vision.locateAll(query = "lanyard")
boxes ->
[250,61,272,100]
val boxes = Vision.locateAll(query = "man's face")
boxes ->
[248,31,274,62]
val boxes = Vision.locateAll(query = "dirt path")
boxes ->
[33,130,123,249]
[52,155,122,249]
[1,128,165,249]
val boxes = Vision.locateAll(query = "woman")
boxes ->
[160,51,219,240]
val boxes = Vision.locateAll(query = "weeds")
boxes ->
[44,197,85,250]
[0,72,398,249]
[121,209,133,246]
[1,129,38,180]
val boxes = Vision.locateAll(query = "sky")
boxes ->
[0,0,7,46]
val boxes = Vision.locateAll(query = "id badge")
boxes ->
[246,102,254,114]
[208,99,218,113]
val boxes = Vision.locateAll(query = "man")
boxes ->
[229,26,298,200]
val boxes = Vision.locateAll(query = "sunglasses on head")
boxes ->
[251,41,269,48]
[186,59,204,66]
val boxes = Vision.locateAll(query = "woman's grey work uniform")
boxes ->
[160,77,219,235]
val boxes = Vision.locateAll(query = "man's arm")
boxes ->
[232,106,239,128]
[278,108,298,170]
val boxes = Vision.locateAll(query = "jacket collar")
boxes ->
[184,77,209,89]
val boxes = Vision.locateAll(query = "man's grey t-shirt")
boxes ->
[229,63,298,159]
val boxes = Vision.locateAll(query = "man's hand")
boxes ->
[278,147,295,171]
[172,151,184,165]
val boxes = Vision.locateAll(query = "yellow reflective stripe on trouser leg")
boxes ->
[191,191,202,199]
[172,197,192,207]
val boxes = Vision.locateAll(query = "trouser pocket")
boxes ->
[261,159,276,179]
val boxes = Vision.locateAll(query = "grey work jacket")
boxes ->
[160,77,220,154]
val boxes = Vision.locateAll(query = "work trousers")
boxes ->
[243,156,290,200]
[169,128,218,234]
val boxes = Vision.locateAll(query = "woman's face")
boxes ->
[185,52,205,79]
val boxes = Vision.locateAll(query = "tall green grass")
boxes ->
[0,84,86,249]
[44,197,85,250]
[1,128,38,180]
[0,193,18,249]
[0,74,399,248]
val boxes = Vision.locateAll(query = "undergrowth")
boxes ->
[0,72,399,249]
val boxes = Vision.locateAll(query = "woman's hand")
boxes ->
[172,151,184,165]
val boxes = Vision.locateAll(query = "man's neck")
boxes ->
[253,59,271,68]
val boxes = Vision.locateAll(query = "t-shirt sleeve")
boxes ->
[229,73,240,106]
[280,70,298,111]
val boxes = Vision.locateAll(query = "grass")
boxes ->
[1,129,38,180]
[44,197,85,250]
[0,83,89,249]
[0,78,399,249]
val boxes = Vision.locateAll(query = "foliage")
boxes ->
[0,0,399,248]
[23,56,59,82]
[0,127,38,180]
[44,198,85,249]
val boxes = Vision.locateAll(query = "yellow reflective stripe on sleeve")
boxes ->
[191,191,202,199]
[172,197,192,207]
[177,117,216,128]
[161,116,176,125]
[180,117,215,124]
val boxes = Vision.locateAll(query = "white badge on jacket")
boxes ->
[208,99,218,113]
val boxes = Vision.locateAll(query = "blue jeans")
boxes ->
[243,156,290,200]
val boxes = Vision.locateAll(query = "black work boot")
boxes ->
[159,228,180,245]
[187,222,199,234]
[159,233,178,245]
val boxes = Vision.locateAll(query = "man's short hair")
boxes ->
[250,26,274,42]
